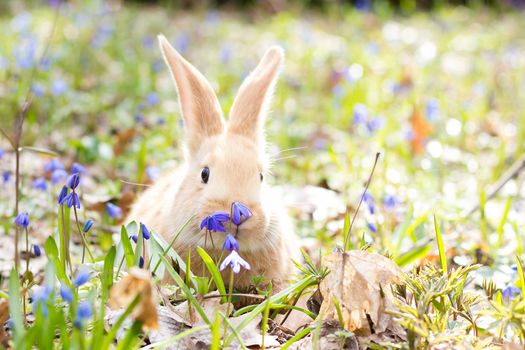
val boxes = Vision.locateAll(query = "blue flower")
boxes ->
[106,203,122,219]
[502,285,521,302]
[231,202,252,225]
[71,163,86,174]
[2,171,11,183]
[222,234,239,252]
[140,223,150,240]
[31,285,52,316]
[14,212,29,228]
[33,244,41,257]
[59,285,73,303]
[200,212,229,232]
[134,112,144,124]
[366,117,383,134]
[142,36,154,49]
[363,191,375,214]
[146,92,159,106]
[219,250,251,274]
[0,148,4,159]
[51,79,68,96]
[58,185,68,205]
[32,177,48,191]
[74,269,91,287]
[384,194,399,211]
[65,192,81,209]
[44,159,64,172]
[68,173,80,190]
[82,219,94,233]
[131,235,138,243]
[32,83,45,97]
[353,103,367,125]
[51,169,68,184]
[139,256,144,268]
[174,33,189,53]
[146,166,160,181]
[74,301,92,329]
[367,222,377,233]
[425,98,440,121]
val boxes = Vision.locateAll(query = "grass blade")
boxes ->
[120,225,134,269]
[434,214,447,275]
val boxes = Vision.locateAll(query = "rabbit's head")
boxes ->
[158,35,284,251]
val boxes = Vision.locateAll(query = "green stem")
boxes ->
[222,270,235,347]
[73,204,95,262]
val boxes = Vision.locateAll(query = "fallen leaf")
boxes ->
[410,105,432,155]
[109,267,159,330]
[318,250,405,338]
[0,299,9,347]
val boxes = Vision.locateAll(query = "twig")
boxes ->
[464,154,525,217]
[343,152,381,250]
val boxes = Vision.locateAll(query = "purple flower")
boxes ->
[74,269,91,287]
[33,244,41,257]
[74,301,92,329]
[67,173,80,190]
[131,235,138,243]
[14,212,29,228]
[71,162,86,174]
[231,202,252,225]
[139,256,144,268]
[174,33,189,53]
[82,219,94,233]
[44,159,64,172]
[353,103,367,125]
[142,35,154,49]
[65,192,80,209]
[200,212,229,232]
[140,223,150,240]
[363,191,375,214]
[384,194,399,211]
[51,169,68,184]
[219,250,251,274]
[222,234,239,252]
[51,79,68,96]
[367,222,377,233]
[32,177,48,191]
[146,92,159,106]
[156,116,166,125]
[2,171,11,183]
[59,284,73,303]
[106,203,122,219]
[0,148,4,159]
[502,285,521,302]
[134,112,144,124]
[58,185,68,205]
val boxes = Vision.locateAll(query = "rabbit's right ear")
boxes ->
[158,35,225,156]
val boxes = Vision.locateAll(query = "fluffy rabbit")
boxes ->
[126,35,296,289]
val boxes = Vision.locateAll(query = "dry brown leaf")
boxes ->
[0,299,9,347]
[109,267,159,330]
[319,250,404,337]
[288,319,360,350]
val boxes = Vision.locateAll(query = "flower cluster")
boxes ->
[199,201,253,274]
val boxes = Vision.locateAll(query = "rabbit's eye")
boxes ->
[260,173,263,182]
[201,167,210,184]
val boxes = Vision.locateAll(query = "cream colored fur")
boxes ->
[126,35,296,289]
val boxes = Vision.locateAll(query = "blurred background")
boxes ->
[0,0,524,280]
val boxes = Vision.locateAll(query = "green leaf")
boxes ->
[160,255,211,325]
[9,269,25,342]
[103,246,116,292]
[497,197,512,247]
[434,214,447,275]
[196,246,226,302]
[395,240,432,267]
[120,225,134,269]
[134,227,143,266]
[332,294,344,329]
[280,326,315,350]
[516,256,525,296]
[44,236,68,282]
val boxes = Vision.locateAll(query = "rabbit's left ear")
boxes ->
[227,47,284,144]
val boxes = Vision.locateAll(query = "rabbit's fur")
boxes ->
[126,35,296,289]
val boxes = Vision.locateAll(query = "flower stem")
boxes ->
[222,270,235,346]
[73,205,95,262]
[25,227,29,273]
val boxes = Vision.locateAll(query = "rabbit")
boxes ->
[126,35,297,289]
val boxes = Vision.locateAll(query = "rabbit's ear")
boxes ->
[228,46,284,144]
[158,35,225,155]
